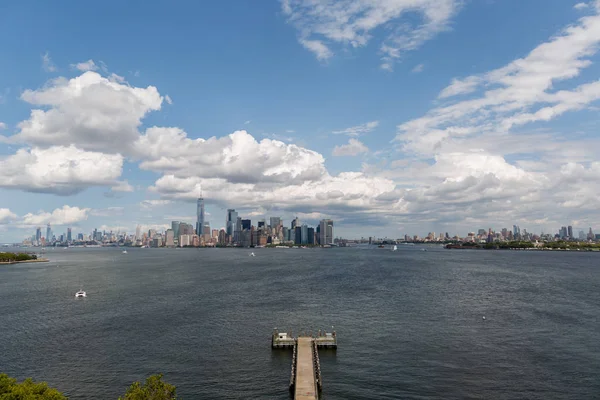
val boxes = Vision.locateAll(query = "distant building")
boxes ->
[307,227,315,245]
[67,228,72,243]
[257,230,267,246]
[240,230,252,247]
[282,227,288,242]
[316,224,321,244]
[179,234,191,247]
[291,217,300,230]
[165,229,175,247]
[242,219,252,231]
[295,226,302,245]
[180,223,195,235]
[46,224,52,244]
[301,224,308,245]
[226,209,237,237]
[196,198,205,236]
[270,217,282,229]
[319,219,333,245]
[234,217,242,243]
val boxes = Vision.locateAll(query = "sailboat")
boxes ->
[249,252,255,257]
[392,245,397,251]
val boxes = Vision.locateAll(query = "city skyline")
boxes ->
[14,197,599,247]
[3,2,600,242]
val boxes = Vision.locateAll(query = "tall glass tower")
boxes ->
[196,198,205,236]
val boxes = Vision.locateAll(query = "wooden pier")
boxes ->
[272,328,337,400]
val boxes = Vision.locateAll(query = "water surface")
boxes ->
[1,247,598,399]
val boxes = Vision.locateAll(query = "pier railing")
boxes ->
[289,340,297,391]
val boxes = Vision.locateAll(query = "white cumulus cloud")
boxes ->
[71,59,98,72]
[21,205,90,226]
[135,128,326,184]
[0,146,123,195]
[332,138,369,156]
[111,180,134,192]
[9,71,163,153]
[0,209,17,224]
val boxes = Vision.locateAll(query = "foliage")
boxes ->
[119,374,177,400]
[0,373,66,399]
[0,252,38,262]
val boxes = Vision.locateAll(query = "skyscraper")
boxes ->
[301,224,308,245]
[270,217,282,229]
[36,227,42,244]
[294,226,302,245]
[567,225,573,239]
[67,227,72,242]
[291,217,300,230]
[307,227,315,245]
[196,198,205,236]
[46,224,52,243]
[172,221,181,239]
[319,219,334,245]
[226,209,238,237]
[235,217,242,242]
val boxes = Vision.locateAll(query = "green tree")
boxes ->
[0,373,66,399]
[119,374,177,400]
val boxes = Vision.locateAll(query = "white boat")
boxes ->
[249,252,255,257]
[122,250,128,254]
[75,290,86,298]
[392,245,398,251]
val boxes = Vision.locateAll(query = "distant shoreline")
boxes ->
[0,258,50,265]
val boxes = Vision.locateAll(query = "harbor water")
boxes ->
[1,246,599,399]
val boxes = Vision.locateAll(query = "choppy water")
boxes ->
[1,246,599,399]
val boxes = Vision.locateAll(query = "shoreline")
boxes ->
[0,258,50,265]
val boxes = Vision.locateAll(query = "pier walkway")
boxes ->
[272,329,337,400]
[295,337,317,400]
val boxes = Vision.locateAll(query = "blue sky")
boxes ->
[2,0,600,241]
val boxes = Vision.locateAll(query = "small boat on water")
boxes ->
[392,245,398,251]
[249,252,255,257]
[122,250,128,254]
[378,245,385,248]
[75,290,86,298]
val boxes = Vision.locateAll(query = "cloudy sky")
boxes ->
[2,0,600,242]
